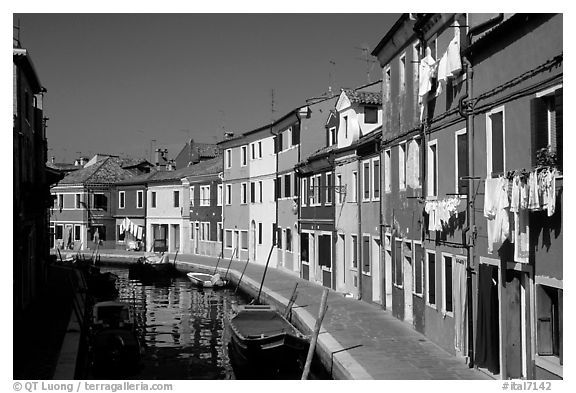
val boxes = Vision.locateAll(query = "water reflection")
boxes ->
[98,266,249,380]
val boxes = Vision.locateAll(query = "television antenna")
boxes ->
[355,45,377,83]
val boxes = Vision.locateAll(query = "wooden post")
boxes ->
[301,288,329,380]
[212,252,223,275]
[173,249,179,267]
[234,258,250,294]
[224,248,236,280]
[284,283,299,319]
[255,243,276,304]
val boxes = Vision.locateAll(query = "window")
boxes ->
[258,222,262,245]
[250,182,256,203]
[385,67,391,103]
[292,123,300,146]
[336,174,343,204]
[413,243,424,296]
[74,194,81,209]
[486,106,505,176]
[275,133,283,152]
[284,174,291,198]
[285,128,292,150]
[536,285,562,362]
[190,186,195,206]
[277,227,283,249]
[57,194,64,209]
[190,222,195,240]
[407,138,421,188]
[363,161,371,201]
[258,141,262,158]
[238,231,247,250]
[372,158,380,199]
[301,178,308,206]
[400,53,406,92]
[200,185,210,206]
[151,191,157,208]
[274,177,280,200]
[217,184,223,206]
[325,173,333,204]
[225,230,233,248]
[427,140,438,197]
[251,143,256,160]
[173,190,180,207]
[225,149,232,169]
[328,126,337,146]
[309,176,315,205]
[241,183,247,204]
[351,235,358,269]
[286,228,292,252]
[318,234,331,269]
[384,149,391,193]
[343,116,348,139]
[258,180,263,203]
[362,236,371,274]
[117,224,125,242]
[93,193,107,210]
[314,174,322,205]
[365,106,378,124]
[399,142,407,190]
[217,222,223,242]
[351,171,358,202]
[137,190,143,209]
[393,238,403,287]
[226,184,232,205]
[455,130,468,195]
[241,145,247,166]
[203,222,211,241]
[442,254,453,314]
[413,42,421,89]
[74,225,81,241]
[532,86,562,170]
[427,251,436,307]
[56,224,63,240]
[118,191,125,209]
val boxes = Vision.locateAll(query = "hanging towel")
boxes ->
[446,21,462,76]
[453,257,468,354]
[528,170,541,210]
[510,175,520,213]
[436,52,448,96]
[514,209,530,263]
[484,177,510,253]
[547,169,557,216]
[418,47,437,121]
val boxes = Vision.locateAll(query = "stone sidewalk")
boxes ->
[65,249,492,380]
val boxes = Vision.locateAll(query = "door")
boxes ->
[505,270,523,379]
[403,242,413,324]
[174,224,180,252]
[251,221,257,260]
[337,234,345,290]
[372,238,381,304]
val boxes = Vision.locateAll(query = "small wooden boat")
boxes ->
[90,301,142,377]
[186,272,227,288]
[227,304,309,379]
[129,253,179,282]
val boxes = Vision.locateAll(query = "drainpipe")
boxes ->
[357,156,363,300]
[458,12,504,368]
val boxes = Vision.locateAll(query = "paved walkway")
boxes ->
[64,249,492,380]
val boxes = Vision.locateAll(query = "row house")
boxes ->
[332,84,383,300]
[371,13,563,380]
[218,124,276,265]
[14,42,63,315]
[185,157,223,257]
[50,156,138,251]
[113,173,150,251]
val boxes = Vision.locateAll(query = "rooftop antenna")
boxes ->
[355,45,377,84]
[13,18,21,47]
[328,60,336,97]
[271,89,276,122]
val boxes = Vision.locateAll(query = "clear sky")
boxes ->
[13,13,400,163]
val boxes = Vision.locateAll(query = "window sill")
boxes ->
[393,283,403,289]
[412,292,424,298]
[535,355,562,377]
[427,303,437,310]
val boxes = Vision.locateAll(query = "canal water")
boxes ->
[93,266,330,380]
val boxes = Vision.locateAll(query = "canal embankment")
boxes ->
[53,249,492,380]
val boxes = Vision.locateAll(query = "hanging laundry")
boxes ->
[418,47,437,121]
[136,226,143,241]
[514,209,530,263]
[546,168,557,216]
[510,175,520,213]
[446,21,462,76]
[435,52,449,96]
[527,170,540,210]
[484,177,510,253]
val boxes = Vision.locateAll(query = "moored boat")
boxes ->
[90,301,142,377]
[227,304,309,379]
[186,272,227,288]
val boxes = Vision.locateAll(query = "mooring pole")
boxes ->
[213,252,222,275]
[301,288,329,380]
[284,282,299,319]
[224,248,236,280]
[255,243,276,304]
[173,249,179,267]
[235,258,250,294]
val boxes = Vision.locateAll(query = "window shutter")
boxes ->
[415,244,424,294]
[362,237,370,273]
[537,287,554,355]
[530,97,548,167]
[555,88,563,170]
[273,136,278,153]
[457,133,468,194]
[292,123,300,145]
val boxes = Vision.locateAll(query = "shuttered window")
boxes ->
[292,123,300,145]
[427,251,436,306]
[457,131,468,194]
[394,239,403,286]
[319,235,331,268]
[536,285,562,362]
[414,243,424,295]
[490,111,504,175]
[531,87,563,170]
[362,236,370,274]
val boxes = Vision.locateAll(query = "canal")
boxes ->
[89,266,330,380]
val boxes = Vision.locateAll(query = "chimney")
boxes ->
[224,132,234,139]
[51,156,55,164]
[155,148,162,166]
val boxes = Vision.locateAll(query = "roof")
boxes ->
[13,47,42,93]
[196,143,220,158]
[47,162,80,172]
[341,89,382,105]
[120,157,153,169]
[58,157,136,185]
[184,156,223,179]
